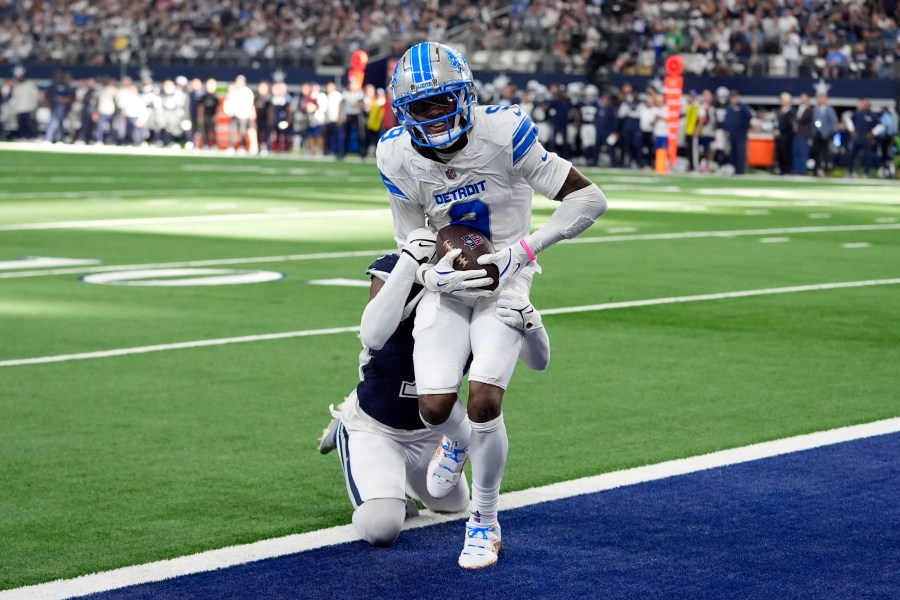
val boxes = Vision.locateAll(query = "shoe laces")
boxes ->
[440,439,467,463]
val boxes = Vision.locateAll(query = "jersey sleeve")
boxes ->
[377,139,427,248]
[499,109,572,200]
[513,137,572,200]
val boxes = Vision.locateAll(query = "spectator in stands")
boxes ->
[846,98,878,178]
[792,93,813,175]
[824,44,849,79]
[44,72,75,143]
[9,66,39,140]
[722,90,752,175]
[197,79,221,149]
[811,92,838,177]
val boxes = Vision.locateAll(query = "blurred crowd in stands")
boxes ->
[1,0,898,80]
[2,67,897,177]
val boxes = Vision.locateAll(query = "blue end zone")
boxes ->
[84,433,900,599]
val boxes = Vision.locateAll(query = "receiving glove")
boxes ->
[416,248,494,297]
[401,227,437,264]
[476,239,535,290]
[494,262,543,331]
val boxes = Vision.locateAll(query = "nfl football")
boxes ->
[435,225,499,291]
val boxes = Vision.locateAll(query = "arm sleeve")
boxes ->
[518,327,550,371]
[358,252,419,350]
[388,195,427,250]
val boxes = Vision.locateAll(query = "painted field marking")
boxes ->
[876,217,897,223]
[306,278,372,288]
[2,277,899,368]
[81,269,286,287]
[759,237,790,243]
[2,223,899,281]
[3,417,898,600]
[841,242,871,249]
[0,257,100,271]
[809,213,832,219]
[0,208,391,231]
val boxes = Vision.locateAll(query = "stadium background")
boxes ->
[1,1,899,598]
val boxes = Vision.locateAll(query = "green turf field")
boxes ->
[1,146,898,590]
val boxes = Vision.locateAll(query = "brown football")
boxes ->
[435,225,499,291]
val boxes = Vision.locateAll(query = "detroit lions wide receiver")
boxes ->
[319,228,549,548]
[376,42,607,568]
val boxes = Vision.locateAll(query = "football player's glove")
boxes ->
[476,239,534,290]
[416,248,493,297]
[496,295,543,331]
[494,262,543,331]
[401,227,437,264]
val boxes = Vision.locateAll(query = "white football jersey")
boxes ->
[376,105,572,249]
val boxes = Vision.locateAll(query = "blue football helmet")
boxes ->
[390,42,477,148]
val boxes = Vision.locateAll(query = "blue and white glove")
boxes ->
[401,227,437,264]
[416,249,494,297]
[476,239,535,290]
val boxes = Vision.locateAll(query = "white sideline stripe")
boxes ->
[4,417,898,600]
[0,327,361,367]
[2,223,899,281]
[0,209,391,231]
[2,277,899,368]
[563,222,900,245]
[0,250,396,280]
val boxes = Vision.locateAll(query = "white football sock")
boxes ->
[468,413,508,525]
[421,400,471,448]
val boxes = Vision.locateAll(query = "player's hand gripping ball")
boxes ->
[435,225,500,292]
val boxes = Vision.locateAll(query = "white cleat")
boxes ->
[458,521,501,569]
[317,404,342,455]
[426,436,468,499]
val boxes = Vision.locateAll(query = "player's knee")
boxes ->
[467,382,503,422]
[418,393,456,426]
[352,499,405,547]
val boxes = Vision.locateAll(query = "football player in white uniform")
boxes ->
[319,229,550,548]
[377,42,607,568]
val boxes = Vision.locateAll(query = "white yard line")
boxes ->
[0,209,391,231]
[3,417,898,600]
[2,223,898,281]
[3,277,899,368]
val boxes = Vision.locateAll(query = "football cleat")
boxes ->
[426,436,469,498]
[458,521,501,569]
[317,404,341,455]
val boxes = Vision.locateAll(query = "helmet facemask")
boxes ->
[394,83,475,149]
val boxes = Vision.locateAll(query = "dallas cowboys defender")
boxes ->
[376,42,608,568]
[320,228,549,548]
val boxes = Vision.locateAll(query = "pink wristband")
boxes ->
[519,238,537,261]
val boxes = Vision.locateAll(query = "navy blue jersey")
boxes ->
[356,254,426,431]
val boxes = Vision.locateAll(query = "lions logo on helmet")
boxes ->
[390,42,477,149]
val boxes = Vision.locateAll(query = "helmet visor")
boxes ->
[407,92,458,124]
